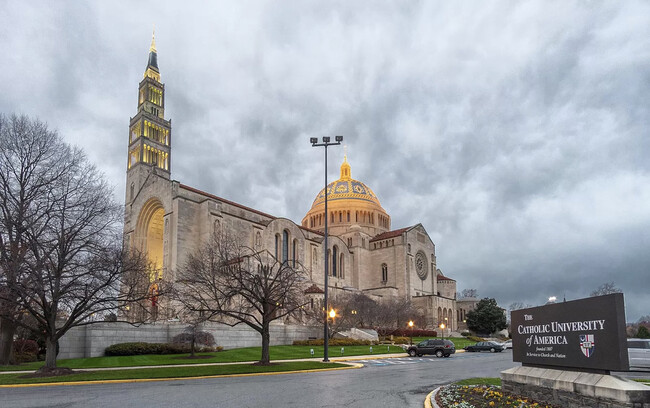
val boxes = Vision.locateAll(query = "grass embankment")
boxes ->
[0,344,404,372]
[0,361,347,386]
[412,336,476,349]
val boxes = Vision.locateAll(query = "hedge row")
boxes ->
[104,342,221,356]
[293,338,373,346]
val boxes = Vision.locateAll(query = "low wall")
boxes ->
[501,366,650,408]
[58,322,321,359]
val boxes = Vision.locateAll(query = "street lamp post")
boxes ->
[310,136,343,363]
[408,320,414,346]
[440,323,445,340]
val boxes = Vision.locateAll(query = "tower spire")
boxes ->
[150,26,157,53]
[144,27,160,81]
[340,146,351,180]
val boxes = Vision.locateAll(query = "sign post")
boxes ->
[511,293,629,373]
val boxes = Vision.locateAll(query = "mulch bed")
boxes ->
[436,384,561,408]
[20,367,78,378]
[251,362,279,367]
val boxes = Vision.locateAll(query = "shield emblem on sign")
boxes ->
[579,334,595,357]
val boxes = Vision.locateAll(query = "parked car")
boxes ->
[502,340,512,349]
[464,341,505,353]
[628,338,650,368]
[407,339,456,358]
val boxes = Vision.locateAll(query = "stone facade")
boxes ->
[501,366,650,408]
[58,322,321,359]
[123,38,462,331]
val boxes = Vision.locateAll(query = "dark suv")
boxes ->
[407,339,455,358]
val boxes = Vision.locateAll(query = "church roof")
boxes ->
[437,275,456,282]
[180,184,277,220]
[369,226,411,242]
[179,183,323,236]
[304,284,324,294]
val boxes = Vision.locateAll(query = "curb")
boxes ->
[424,387,441,408]
[0,362,364,388]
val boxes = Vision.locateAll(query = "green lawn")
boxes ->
[0,344,405,372]
[411,336,476,349]
[0,361,347,385]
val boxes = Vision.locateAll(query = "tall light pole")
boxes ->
[310,135,343,362]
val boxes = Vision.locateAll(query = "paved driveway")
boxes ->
[0,352,520,408]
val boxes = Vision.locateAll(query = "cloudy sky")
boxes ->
[1,1,648,321]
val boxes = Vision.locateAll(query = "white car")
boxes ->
[502,340,512,349]
[628,338,650,368]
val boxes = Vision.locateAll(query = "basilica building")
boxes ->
[124,36,462,331]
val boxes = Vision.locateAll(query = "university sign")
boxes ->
[511,293,629,372]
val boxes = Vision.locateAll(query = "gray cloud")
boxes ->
[1,1,648,320]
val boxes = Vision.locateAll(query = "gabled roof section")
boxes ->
[179,184,277,220]
[298,226,324,236]
[437,274,456,282]
[304,284,324,294]
[369,226,412,242]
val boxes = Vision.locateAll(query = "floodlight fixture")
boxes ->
[335,135,343,142]
[310,137,318,144]
[322,136,330,143]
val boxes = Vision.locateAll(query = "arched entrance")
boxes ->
[136,198,165,282]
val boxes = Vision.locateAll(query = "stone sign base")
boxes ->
[501,366,650,408]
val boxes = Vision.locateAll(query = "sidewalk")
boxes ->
[0,352,408,375]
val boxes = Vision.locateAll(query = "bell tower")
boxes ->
[126,31,171,201]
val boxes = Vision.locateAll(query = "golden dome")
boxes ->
[302,154,390,235]
[311,157,382,208]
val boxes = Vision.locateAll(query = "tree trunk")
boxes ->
[44,335,57,369]
[190,338,196,357]
[260,323,270,365]
[0,318,16,365]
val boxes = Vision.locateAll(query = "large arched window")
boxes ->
[381,263,388,282]
[327,249,331,275]
[332,246,338,277]
[339,254,344,279]
[275,234,280,260]
[282,230,289,263]
[292,239,298,267]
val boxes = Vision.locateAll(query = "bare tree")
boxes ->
[590,282,622,297]
[0,114,72,365]
[327,292,367,338]
[370,298,426,336]
[461,289,479,299]
[507,302,533,324]
[172,319,215,357]
[0,114,154,370]
[175,233,307,365]
[343,292,380,328]
[508,302,532,311]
